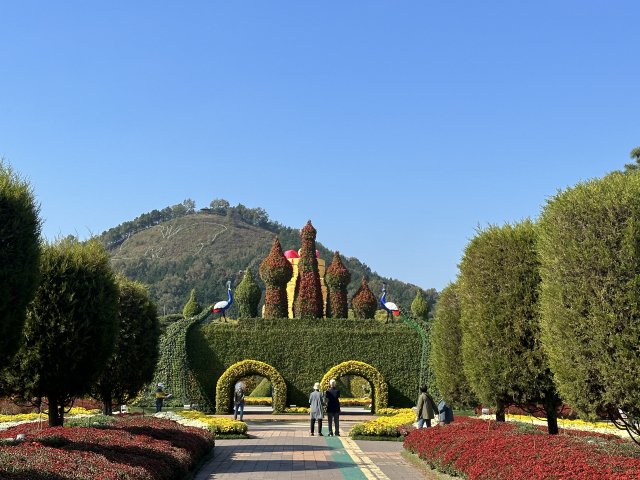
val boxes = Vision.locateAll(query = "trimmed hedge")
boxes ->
[320,361,388,412]
[216,359,287,413]
[187,318,422,411]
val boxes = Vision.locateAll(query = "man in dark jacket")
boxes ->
[325,379,341,436]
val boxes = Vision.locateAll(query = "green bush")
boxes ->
[183,289,203,318]
[249,378,272,397]
[235,268,262,318]
[538,171,640,428]
[411,288,430,321]
[65,414,116,428]
[187,318,421,411]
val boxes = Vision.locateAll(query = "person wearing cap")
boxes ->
[156,383,171,413]
[325,379,341,436]
[309,382,325,436]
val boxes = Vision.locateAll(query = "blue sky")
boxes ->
[1,1,638,291]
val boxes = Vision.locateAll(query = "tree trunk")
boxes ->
[102,392,113,416]
[545,393,560,435]
[47,396,63,427]
[495,399,505,422]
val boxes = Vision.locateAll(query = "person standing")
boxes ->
[416,384,438,428]
[155,383,171,413]
[234,384,245,421]
[309,382,325,436]
[325,379,341,436]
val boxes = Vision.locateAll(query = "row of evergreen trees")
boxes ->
[0,159,160,426]
[430,154,640,443]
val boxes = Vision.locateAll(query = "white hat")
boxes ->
[158,383,164,387]
[313,382,320,390]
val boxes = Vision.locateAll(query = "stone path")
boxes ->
[194,420,436,480]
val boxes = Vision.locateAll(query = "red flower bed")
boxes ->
[0,414,214,479]
[404,416,640,479]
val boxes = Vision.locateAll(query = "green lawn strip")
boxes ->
[215,433,250,439]
[401,450,458,480]
[323,426,368,480]
[350,435,404,442]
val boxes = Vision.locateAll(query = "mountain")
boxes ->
[101,201,439,318]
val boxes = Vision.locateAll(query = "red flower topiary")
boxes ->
[325,251,351,318]
[259,236,293,318]
[294,220,324,319]
[351,276,377,319]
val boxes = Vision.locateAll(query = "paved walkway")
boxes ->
[194,420,435,480]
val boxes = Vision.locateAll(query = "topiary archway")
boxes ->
[320,361,388,413]
[216,360,287,413]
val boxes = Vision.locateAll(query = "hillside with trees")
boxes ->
[101,199,438,318]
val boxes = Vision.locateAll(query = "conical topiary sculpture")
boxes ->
[294,220,324,319]
[235,267,262,318]
[411,287,430,322]
[325,251,351,318]
[259,236,293,318]
[351,276,377,319]
[183,289,203,318]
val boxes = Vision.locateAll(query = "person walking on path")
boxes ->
[416,384,438,428]
[155,383,171,413]
[234,383,245,421]
[309,382,325,436]
[325,378,341,436]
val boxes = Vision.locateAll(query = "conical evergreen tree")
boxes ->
[235,267,262,318]
[294,220,323,319]
[259,236,293,318]
[183,289,203,318]
[351,276,377,319]
[325,251,351,318]
[411,288,430,321]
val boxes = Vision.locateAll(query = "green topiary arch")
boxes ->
[320,361,388,413]
[216,360,287,413]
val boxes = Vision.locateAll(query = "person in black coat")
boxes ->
[325,379,341,436]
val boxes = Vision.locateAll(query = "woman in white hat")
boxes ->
[309,382,325,436]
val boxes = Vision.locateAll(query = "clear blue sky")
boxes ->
[2,1,638,291]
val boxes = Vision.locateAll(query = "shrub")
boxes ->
[349,408,415,437]
[249,377,272,397]
[294,221,323,319]
[538,171,640,441]
[351,277,377,319]
[325,251,351,319]
[259,236,293,318]
[411,288,430,321]
[183,289,203,318]
[235,267,262,318]
[0,159,41,370]
[177,410,248,435]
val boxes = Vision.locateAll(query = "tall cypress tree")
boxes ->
[294,221,323,319]
[0,160,41,370]
[325,251,351,319]
[411,288,430,322]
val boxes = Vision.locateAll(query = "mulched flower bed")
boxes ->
[0,413,215,480]
[403,416,640,479]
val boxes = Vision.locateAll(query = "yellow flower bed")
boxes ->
[505,414,618,430]
[376,408,401,415]
[0,407,100,423]
[349,408,415,437]
[177,410,248,435]
[339,398,371,406]
[244,397,272,406]
[284,407,310,414]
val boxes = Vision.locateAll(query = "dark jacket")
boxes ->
[234,388,245,405]
[325,387,341,413]
[417,392,438,420]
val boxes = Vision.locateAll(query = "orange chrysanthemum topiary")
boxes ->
[294,220,323,319]
[351,276,378,319]
[325,251,351,318]
[259,236,293,318]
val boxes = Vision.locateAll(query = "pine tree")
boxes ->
[259,236,293,318]
[351,277,377,319]
[235,267,262,318]
[294,221,324,319]
[325,251,351,318]
[411,288,430,321]
[183,289,203,318]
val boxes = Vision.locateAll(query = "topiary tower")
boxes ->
[294,220,324,319]
[325,251,351,318]
[183,289,203,318]
[351,276,378,319]
[260,236,293,318]
[411,288,430,322]
[235,267,262,318]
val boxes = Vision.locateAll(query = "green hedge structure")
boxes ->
[320,361,388,413]
[235,268,262,318]
[216,360,287,413]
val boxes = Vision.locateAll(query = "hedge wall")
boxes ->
[186,318,422,411]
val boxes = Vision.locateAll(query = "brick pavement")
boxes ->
[194,420,436,480]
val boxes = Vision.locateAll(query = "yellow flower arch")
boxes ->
[216,360,287,413]
[320,361,388,413]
